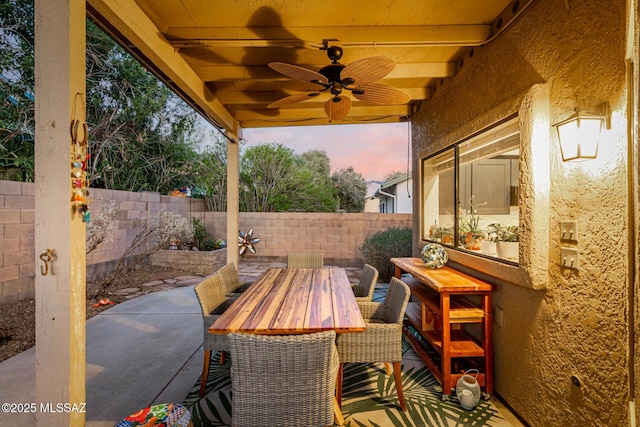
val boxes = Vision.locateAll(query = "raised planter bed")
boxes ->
[150,248,227,275]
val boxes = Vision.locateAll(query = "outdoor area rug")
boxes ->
[182,285,513,427]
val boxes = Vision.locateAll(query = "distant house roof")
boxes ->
[375,173,411,197]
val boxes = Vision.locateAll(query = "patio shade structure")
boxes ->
[33,0,533,425]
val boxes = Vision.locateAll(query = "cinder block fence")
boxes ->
[0,180,411,303]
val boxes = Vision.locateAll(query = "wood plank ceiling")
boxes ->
[87,0,527,132]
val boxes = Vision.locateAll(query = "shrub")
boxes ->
[191,218,217,251]
[157,211,193,249]
[86,200,118,254]
[361,227,413,282]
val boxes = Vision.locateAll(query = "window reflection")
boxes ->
[422,117,520,263]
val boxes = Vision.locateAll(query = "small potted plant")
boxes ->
[486,223,519,260]
[458,206,483,251]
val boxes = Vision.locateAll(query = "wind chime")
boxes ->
[70,93,91,223]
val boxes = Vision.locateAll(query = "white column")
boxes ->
[34,0,86,425]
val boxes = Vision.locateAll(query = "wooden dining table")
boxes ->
[209,267,366,335]
[209,266,365,425]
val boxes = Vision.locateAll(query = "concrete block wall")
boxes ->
[0,179,411,303]
[204,211,413,267]
[0,181,207,304]
[85,189,206,280]
[0,180,35,304]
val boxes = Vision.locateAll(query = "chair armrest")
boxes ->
[357,301,385,320]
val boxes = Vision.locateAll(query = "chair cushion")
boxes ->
[116,403,191,427]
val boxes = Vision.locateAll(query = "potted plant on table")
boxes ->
[486,223,519,260]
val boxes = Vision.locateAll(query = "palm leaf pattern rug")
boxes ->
[183,285,512,427]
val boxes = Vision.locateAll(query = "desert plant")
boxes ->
[486,223,519,242]
[86,200,118,254]
[361,227,413,282]
[157,211,193,249]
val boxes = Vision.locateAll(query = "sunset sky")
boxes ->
[242,122,411,183]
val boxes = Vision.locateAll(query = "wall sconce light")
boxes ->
[553,103,611,161]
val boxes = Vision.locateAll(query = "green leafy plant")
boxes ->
[486,223,519,242]
[361,227,413,282]
[191,218,217,251]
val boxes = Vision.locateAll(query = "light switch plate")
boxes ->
[560,247,579,270]
[560,220,578,242]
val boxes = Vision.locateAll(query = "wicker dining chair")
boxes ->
[217,263,253,297]
[335,277,411,411]
[228,331,339,427]
[194,272,232,396]
[287,252,324,268]
[351,263,379,302]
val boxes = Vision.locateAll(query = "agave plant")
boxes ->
[487,223,519,242]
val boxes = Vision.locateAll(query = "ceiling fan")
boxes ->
[267,46,410,121]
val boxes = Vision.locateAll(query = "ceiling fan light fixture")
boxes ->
[326,45,343,62]
[268,46,408,120]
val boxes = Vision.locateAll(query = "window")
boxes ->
[422,117,519,263]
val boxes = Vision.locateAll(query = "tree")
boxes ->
[193,133,228,211]
[239,143,296,212]
[85,19,201,193]
[331,167,367,212]
[274,150,338,212]
[384,170,408,182]
[0,0,35,181]
[0,1,204,192]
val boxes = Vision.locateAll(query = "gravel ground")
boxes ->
[0,265,192,363]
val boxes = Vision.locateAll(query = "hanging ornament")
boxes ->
[69,93,91,220]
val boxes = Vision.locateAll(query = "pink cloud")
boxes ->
[243,123,410,182]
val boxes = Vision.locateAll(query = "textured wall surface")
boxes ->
[203,211,412,266]
[412,0,631,425]
[0,181,411,303]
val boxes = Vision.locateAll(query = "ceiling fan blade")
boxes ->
[267,92,321,108]
[269,62,329,85]
[324,96,351,121]
[352,83,411,104]
[341,56,395,86]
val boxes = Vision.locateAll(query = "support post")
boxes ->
[34,0,86,425]
[226,126,240,268]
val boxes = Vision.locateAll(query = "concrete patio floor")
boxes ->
[0,261,522,427]
[0,261,361,426]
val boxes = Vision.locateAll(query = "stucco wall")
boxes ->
[0,181,411,303]
[412,0,631,425]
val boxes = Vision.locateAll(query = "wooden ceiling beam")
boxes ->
[166,25,491,47]
[239,115,408,128]
[217,87,433,104]
[234,104,412,121]
[195,62,456,81]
